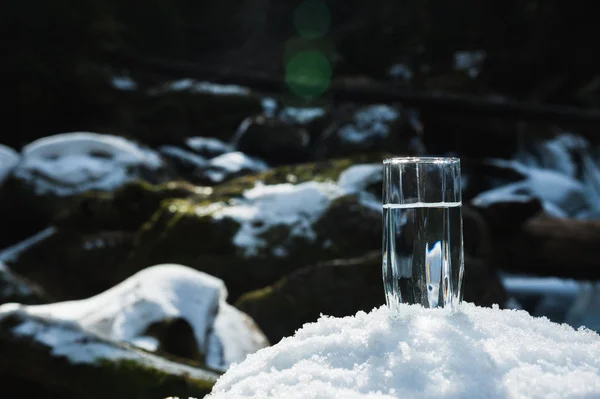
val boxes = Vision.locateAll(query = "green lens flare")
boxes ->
[285,51,332,99]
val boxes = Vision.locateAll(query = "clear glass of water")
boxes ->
[382,157,464,311]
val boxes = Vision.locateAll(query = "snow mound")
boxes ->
[15,132,164,196]
[18,264,268,369]
[338,105,399,144]
[0,144,20,185]
[208,303,600,399]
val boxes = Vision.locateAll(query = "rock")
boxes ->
[136,80,264,145]
[0,262,49,305]
[0,180,200,299]
[236,212,507,344]
[17,264,268,369]
[234,115,311,165]
[313,104,423,160]
[0,304,218,399]
[185,137,234,159]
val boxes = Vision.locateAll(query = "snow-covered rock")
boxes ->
[0,144,19,185]
[16,264,268,369]
[208,303,600,399]
[0,303,218,398]
[203,152,269,184]
[474,134,600,219]
[212,181,343,257]
[14,132,165,196]
[471,159,590,217]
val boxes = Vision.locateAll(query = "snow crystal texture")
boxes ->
[207,303,600,399]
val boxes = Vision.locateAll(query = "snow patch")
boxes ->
[159,79,250,96]
[0,144,20,185]
[185,137,234,158]
[111,76,137,91]
[388,63,413,80]
[18,264,268,369]
[338,105,399,144]
[454,50,486,78]
[208,303,600,399]
[204,152,268,184]
[15,132,163,196]
[279,107,326,124]
[212,181,342,256]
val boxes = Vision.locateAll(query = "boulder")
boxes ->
[0,304,218,399]
[0,181,200,300]
[234,115,311,165]
[136,80,264,145]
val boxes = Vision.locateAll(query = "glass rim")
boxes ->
[383,156,459,164]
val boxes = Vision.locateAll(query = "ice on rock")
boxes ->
[208,303,600,399]
[0,144,20,185]
[279,107,326,124]
[15,132,164,196]
[160,146,209,168]
[157,79,251,96]
[17,264,268,369]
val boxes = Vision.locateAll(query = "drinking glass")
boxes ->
[382,157,464,310]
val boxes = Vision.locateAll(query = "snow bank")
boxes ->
[15,132,164,196]
[17,264,268,369]
[0,144,19,185]
[208,303,600,399]
[338,105,399,144]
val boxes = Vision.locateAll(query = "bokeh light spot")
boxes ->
[293,0,331,39]
[285,51,332,99]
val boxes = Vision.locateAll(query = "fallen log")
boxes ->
[492,216,600,280]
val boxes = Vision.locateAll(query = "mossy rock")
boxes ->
[0,307,218,399]
[3,181,200,301]
[121,158,386,302]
